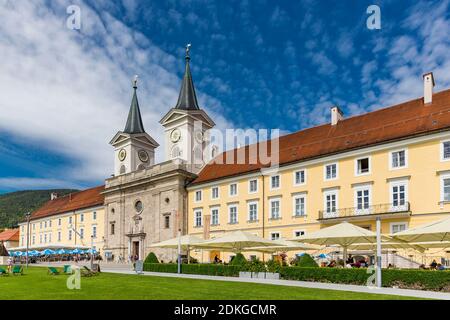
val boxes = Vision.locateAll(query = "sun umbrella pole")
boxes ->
[376,217,382,288]
[343,246,348,264]
[177,229,181,274]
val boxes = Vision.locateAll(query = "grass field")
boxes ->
[0,266,421,300]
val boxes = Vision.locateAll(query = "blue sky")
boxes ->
[0,0,449,193]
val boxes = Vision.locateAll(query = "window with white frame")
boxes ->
[442,141,450,161]
[49,233,52,242]
[354,186,371,213]
[391,223,407,234]
[229,205,238,224]
[293,194,306,217]
[270,232,280,240]
[211,207,219,225]
[80,213,84,222]
[194,210,202,227]
[39,234,42,243]
[68,230,72,241]
[270,175,280,189]
[324,190,338,217]
[441,175,450,202]
[69,216,72,225]
[92,226,97,238]
[356,157,370,175]
[391,150,407,169]
[294,170,306,185]
[195,190,202,202]
[44,221,47,228]
[249,179,258,193]
[391,181,408,210]
[294,230,305,238]
[58,218,61,226]
[57,231,61,242]
[44,234,47,243]
[93,211,97,220]
[325,163,337,180]
[270,198,281,219]
[49,220,52,227]
[248,202,258,221]
[229,183,238,196]
[211,186,219,199]
[80,228,84,239]
[32,235,35,245]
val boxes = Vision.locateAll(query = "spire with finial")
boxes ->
[124,75,146,134]
[174,43,200,110]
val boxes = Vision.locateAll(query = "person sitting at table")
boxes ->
[327,260,337,268]
[214,255,221,264]
[346,255,354,265]
[437,263,445,271]
[430,260,438,270]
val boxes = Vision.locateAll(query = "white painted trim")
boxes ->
[323,189,339,217]
[441,139,450,162]
[389,148,408,170]
[354,156,372,177]
[390,222,408,234]
[193,208,203,227]
[270,174,281,191]
[210,206,220,226]
[353,184,372,215]
[293,229,306,238]
[440,174,450,202]
[269,231,281,241]
[248,178,259,194]
[228,183,238,197]
[324,162,338,181]
[247,201,258,222]
[228,204,239,224]
[269,197,282,219]
[194,190,203,203]
[389,179,409,210]
[210,186,220,200]
[292,193,307,217]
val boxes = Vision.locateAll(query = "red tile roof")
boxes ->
[193,88,450,185]
[0,228,20,241]
[30,186,104,221]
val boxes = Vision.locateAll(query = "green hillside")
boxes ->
[0,189,78,228]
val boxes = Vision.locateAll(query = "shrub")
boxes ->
[294,254,319,268]
[144,252,159,264]
[143,263,178,273]
[244,259,267,273]
[266,259,282,273]
[229,253,247,266]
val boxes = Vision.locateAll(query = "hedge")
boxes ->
[280,267,450,292]
[143,263,241,277]
[144,252,159,264]
[143,263,450,292]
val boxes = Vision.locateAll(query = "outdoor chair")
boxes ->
[0,267,8,276]
[81,266,98,277]
[12,265,23,275]
[63,265,72,274]
[47,267,60,275]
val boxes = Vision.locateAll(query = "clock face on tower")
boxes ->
[138,150,149,163]
[170,128,181,143]
[118,149,127,161]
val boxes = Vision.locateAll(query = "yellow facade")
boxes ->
[187,132,450,262]
[18,206,105,252]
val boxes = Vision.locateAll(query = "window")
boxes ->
[248,202,258,222]
[44,234,47,243]
[58,218,61,226]
[194,210,202,227]
[356,157,370,175]
[195,190,202,202]
[49,233,52,243]
[229,183,238,196]
[211,208,219,225]
[21,226,24,232]
[32,235,35,245]
[33,224,35,230]
[249,179,258,193]
[441,175,450,202]
[391,223,407,234]
[44,221,47,228]
[135,201,143,213]
[270,232,280,241]
[229,205,238,224]
[442,141,450,161]
[270,175,280,189]
[40,235,42,243]
[111,223,115,235]
[324,190,338,217]
[92,226,97,238]
[391,181,408,210]
[294,170,306,185]
[80,228,84,239]
[57,231,61,242]
[211,187,219,199]
[391,150,407,169]
[270,199,281,219]
[93,211,97,220]
[49,220,52,227]
[294,230,305,238]
[293,195,306,217]
[80,213,84,222]
[355,186,371,214]
[325,163,337,180]
[68,230,72,241]
[164,216,170,229]
[69,217,72,225]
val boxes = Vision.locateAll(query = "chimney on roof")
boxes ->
[331,106,344,126]
[423,72,435,104]
[50,192,58,200]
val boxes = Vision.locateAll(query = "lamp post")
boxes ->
[25,212,31,268]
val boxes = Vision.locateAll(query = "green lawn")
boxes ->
[0,266,422,300]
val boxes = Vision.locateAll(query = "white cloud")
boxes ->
[0,0,234,191]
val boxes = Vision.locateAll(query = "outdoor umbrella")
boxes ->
[392,217,450,243]
[295,222,393,262]
[195,230,276,252]
[348,242,426,252]
[150,234,205,263]
[40,249,56,255]
[71,248,84,254]
[29,250,40,256]
[85,249,98,255]
[57,249,70,255]
[243,239,321,253]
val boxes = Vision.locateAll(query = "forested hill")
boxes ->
[0,189,78,228]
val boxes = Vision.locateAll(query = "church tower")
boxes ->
[159,45,215,173]
[110,76,159,176]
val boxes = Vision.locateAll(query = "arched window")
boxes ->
[171,145,181,158]
[119,165,126,174]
